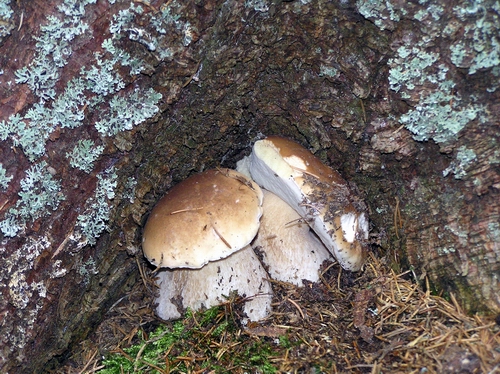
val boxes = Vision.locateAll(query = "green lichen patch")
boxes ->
[66,139,104,173]
[358,0,497,146]
[0,161,64,237]
[0,162,12,189]
[443,146,478,179]
[82,54,126,97]
[1,112,54,162]
[449,1,500,74]
[0,0,14,41]
[356,0,405,30]
[14,1,95,100]
[1,0,165,245]
[75,168,118,246]
[94,88,162,136]
[399,89,485,144]
[388,46,438,93]
[387,39,487,144]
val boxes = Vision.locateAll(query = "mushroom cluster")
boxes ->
[142,136,369,322]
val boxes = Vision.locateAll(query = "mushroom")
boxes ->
[252,190,333,286]
[245,136,369,271]
[142,168,272,321]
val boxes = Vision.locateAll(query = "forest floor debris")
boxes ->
[56,253,500,373]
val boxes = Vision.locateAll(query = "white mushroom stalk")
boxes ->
[246,136,369,271]
[155,245,272,322]
[252,190,333,286]
[142,168,272,321]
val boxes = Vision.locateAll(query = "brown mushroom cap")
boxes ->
[261,136,346,186]
[142,168,263,268]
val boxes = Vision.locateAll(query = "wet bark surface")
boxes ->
[0,0,498,372]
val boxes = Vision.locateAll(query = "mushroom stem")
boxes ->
[155,245,272,322]
[252,190,333,286]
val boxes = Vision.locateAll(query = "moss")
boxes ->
[429,270,489,314]
[98,306,280,374]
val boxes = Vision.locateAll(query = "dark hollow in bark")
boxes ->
[0,0,498,372]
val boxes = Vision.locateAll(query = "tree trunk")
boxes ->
[0,0,498,372]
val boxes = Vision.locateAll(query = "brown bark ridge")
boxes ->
[0,0,498,372]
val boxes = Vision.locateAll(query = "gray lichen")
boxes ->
[449,1,500,74]
[14,7,93,100]
[0,1,173,362]
[357,0,500,314]
[357,0,497,145]
[356,0,498,189]
[75,168,118,246]
[0,162,12,189]
[66,139,104,173]
[0,0,14,41]
[399,87,485,144]
[245,0,270,13]
[443,146,478,179]
[0,235,51,352]
[1,0,163,241]
[94,88,162,136]
[0,161,64,237]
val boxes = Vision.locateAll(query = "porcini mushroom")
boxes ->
[246,136,369,271]
[142,168,272,321]
[252,190,333,286]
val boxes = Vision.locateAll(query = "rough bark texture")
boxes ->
[0,0,498,372]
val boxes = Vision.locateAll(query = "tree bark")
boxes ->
[0,0,498,372]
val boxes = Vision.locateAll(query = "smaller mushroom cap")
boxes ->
[248,136,369,271]
[250,136,346,186]
[142,168,263,268]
